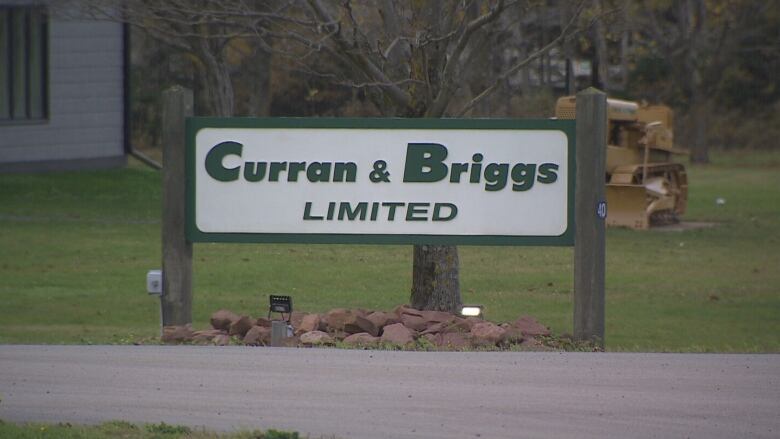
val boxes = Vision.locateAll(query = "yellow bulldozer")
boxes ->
[555,96,689,229]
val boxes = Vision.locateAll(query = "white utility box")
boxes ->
[146,270,163,295]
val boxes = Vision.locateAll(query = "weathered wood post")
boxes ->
[161,86,194,326]
[574,87,607,347]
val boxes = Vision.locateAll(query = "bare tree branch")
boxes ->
[455,0,589,117]
[426,0,508,117]
[305,0,412,108]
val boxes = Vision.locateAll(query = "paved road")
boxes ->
[0,346,778,438]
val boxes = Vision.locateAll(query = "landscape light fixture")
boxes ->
[268,295,293,322]
[459,305,484,318]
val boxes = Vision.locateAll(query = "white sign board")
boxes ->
[186,119,574,246]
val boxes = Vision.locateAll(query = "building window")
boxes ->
[0,6,48,122]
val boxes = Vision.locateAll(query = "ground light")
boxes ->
[268,295,293,321]
[459,305,484,318]
[268,295,294,346]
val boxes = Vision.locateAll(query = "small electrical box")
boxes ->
[147,270,162,295]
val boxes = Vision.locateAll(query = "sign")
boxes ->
[186,118,574,245]
[572,59,592,77]
[597,201,607,219]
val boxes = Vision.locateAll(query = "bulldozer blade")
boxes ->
[606,185,649,229]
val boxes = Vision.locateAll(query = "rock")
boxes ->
[395,305,424,317]
[192,329,227,343]
[400,314,428,332]
[228,315,254,337]
[436,332,471,350]
[353,308,370,318]
[297,313,321,334]
[514,315,550,336]
[380,323,415,345]
[161,325,194,343]
[470,321,506,346]
[365,312,388,329]
[289,312,307,329]
[420,322,447,335]
[343,332,380,345]
[520,336,548,350]
[500,327,525,345]
[419,310,453,324]
[210,309,240,331]
[344,314,379,336]
[329,330,349,341]
[447,317,473,332]
[422,317,474,335]
[365,312,399,331]
[213,334,231,346]
[300,331,335,345]
[243,326,271,345]
[325,308,351,331]
[465,317,483,328]
[255,317,272,328]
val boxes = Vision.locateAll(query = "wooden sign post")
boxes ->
[573,88,607,347]
[161,86,194,326]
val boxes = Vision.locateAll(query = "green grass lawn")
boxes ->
[0,420,303,439]
[1,150,778,351]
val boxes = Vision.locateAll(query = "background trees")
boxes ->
[624,0,777,163]
[85,0,779,310]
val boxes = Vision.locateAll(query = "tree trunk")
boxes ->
[402,2,463,312]
[592,0,610,91]
[410,245,461,312]
[198,39,234,117]
[248,48,272,117]
[205,61,234,117]
[619,7,629,91]
[689,90,710,164]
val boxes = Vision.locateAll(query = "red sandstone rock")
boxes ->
[365,312,399,331]
[514,315,551,336]
[243,326,271,345]
[213,334,231,346]
[420,322,447,335]
[255,317,272,327]
[380,323,415,345]
[289,312,307,329]
[470,321,506,346]
[500,327,525,345]
[300,331,335,345]
[192,329,226,343]
[344,314,380,336]
[520,336,549,350]
[394,305,424,317]
[400,314,428,332]
[325,308,351,331]
[228,315,254,337]
[443,317,473,333]
[210,309,240,331]
[297,313,321,334]
[418,310,453,323]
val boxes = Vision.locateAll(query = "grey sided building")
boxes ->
[0,0,128,172]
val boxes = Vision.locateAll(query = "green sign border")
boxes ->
[186,117,575,246]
